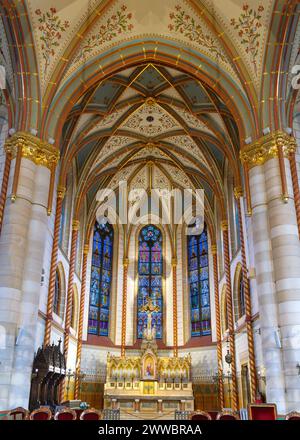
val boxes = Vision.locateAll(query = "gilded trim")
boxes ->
[4,131,59,170]
[240,131,296,168]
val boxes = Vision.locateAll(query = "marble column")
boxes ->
[241,131,300,413]
[0,132,59,410]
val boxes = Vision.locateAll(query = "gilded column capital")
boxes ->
[240,130,296,169]
[221,220,228,231]
[123,257,129,267]
[234,186,243,199]
[172,257,177,267]
[4,131,60,170]
[72,220,80,231]
[57,185,66,199]
[211,244,217,255]
[83,244,89,255]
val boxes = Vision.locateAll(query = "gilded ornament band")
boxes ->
[240,131,296,169]
[4,131,60,170]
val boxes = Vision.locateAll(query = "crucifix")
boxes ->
[141,296,160,341]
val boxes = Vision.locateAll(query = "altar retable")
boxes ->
[104,297,194,415]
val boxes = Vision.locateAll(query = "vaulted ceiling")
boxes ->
[63,62,239,223]
[0,0,299,232]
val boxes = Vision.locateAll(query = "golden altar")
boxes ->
[104,300,194,414]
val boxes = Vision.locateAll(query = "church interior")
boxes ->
[0,0,300,421]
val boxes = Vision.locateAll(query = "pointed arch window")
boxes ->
[238,271,246,319]
[88,222,114,336]
[188,224,211,336]
[137,225,163,339]
[53,271,61,316]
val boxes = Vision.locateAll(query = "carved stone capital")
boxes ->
[4,131,60,170]
[72,220,80,231]
[233,186,243,199]
[221,220,228,231]
[172,257,177,267]
[211,244,217,255]
[57,185,66,199]
[240,130,296,169]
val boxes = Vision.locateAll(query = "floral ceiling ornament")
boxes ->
[230,4,264,76]
[73,5,134,63]
[168,5,228,64]
[35,7,70,76]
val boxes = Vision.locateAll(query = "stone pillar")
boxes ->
[0,132,59,410]
[211,244,224,409]
[44,185,66,345]
[135,398,140,412]
[234,187,257,402]
[241,130,300,412]
[221,221,239,411]
[0,152,11,234]
[60,220,79,401]
[121,258,129,357]
[157,399,163,413]
[172,258,178,357]
[111,398,117,410]
[74,244,89,399]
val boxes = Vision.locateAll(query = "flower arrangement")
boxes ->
[35,7,70,76]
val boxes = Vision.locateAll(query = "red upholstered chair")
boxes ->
[189,410,212,420]
[7,407,29,420]
[29,406,52,420]
[285,411,300,420]
[248,404,277,420]
[80,408,102,420]
[216,409,240,420]
[208,411,218,420]
[54,408,77,420]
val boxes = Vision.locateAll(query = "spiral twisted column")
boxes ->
[289,152,300,237]
[234,187,257,402]
[0,153,11,234]
[221,220,238,411]
[44,186,66,346]
[211,244,224,409]
[172,258,178,357]
[74,244,89,399]
[121,258,129,358]
[60,220,79,402]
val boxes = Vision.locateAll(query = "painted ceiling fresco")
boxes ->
[0,0,299,226]
[26,0,273,93]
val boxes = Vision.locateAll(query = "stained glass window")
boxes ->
[88,221,113,336]
[238,272,245,318]
[53,271,60,316]
[188,224,211,336]
[137,225,163,339]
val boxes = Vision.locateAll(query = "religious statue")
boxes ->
[141,296,160,342]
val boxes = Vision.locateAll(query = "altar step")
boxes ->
[120,410,175,420]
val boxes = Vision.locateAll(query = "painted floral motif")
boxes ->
[73,5,133,63]
[168,5,228,64]
[35,7,70,76]
[230,4,264,76]
[124,104,178,136]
